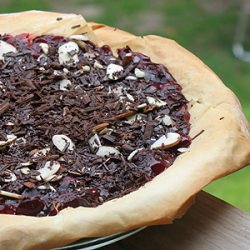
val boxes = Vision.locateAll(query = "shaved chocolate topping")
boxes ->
[0,33,191,216]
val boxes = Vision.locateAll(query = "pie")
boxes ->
[0,11,249,250]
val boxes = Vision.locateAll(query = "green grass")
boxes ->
[204,166,250,213]
[0,0,249,212]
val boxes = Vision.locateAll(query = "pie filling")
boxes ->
[0,33,191,216]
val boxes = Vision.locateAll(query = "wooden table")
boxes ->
[102,192,250,250]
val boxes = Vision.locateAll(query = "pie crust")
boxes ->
[0,11,249,250]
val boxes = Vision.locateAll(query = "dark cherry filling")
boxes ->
[0,33,191,216]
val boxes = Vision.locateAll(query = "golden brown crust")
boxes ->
[0,11,250,250]
[0,10,99,43]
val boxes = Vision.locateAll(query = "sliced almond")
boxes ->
[20,162,32,167]
[37,185,48,190]
[106,63,123,80]
[46,174,63,182]
[69,34,89,41]
[96,146,120,157]
[89,134,102,151]
[126,113,147,125]
[93,122,110,132]
[127,148,143,161]
[112,86,124,97]
[20,167,31,175]
[0,41,17,61]
[137,103,147,109]
[146,96,167,107]
[52,135,75,152]
[150,132,181,150]
[0,134,17,147]
[32,147,50,158]
[125,76,137,80]
[134,68,145,78]
[126,93,135,102]
[36,161,61,182]
[156,115,173,126]
[5,122,15,126]
[0,190,24,199]
[99,128,114,135]
[114,110,136,120]
[177,147,189,153]
[58,41,79,64]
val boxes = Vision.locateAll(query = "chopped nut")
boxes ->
[89,134,102,151]
[63,106,69,116]
[94,61,103,69]
[134,68,145,78]
[39,43,49,54]
[58,79,72,91]
[36,161,61,182]
[63,68,69,74]
[0,40,17,61]
[58,41,79,64]
[82,65,90,72]
[112,86,124,97]
[52,134,75,152]
[106,63,123,80]
[96,146,120,157]
[32,147,50,158]
[3,171,17,182]
[150,132,181,150]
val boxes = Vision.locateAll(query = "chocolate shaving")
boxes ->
[0,33,191,216]
[0,101,10,115]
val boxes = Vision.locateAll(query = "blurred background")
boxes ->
[0,0,249,212]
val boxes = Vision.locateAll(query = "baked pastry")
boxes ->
[0,11,249,250]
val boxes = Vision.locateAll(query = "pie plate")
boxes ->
[54,227,145,250]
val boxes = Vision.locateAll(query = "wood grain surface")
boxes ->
[102,191,250,250]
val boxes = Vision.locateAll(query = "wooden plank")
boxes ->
[103,191,250,250]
